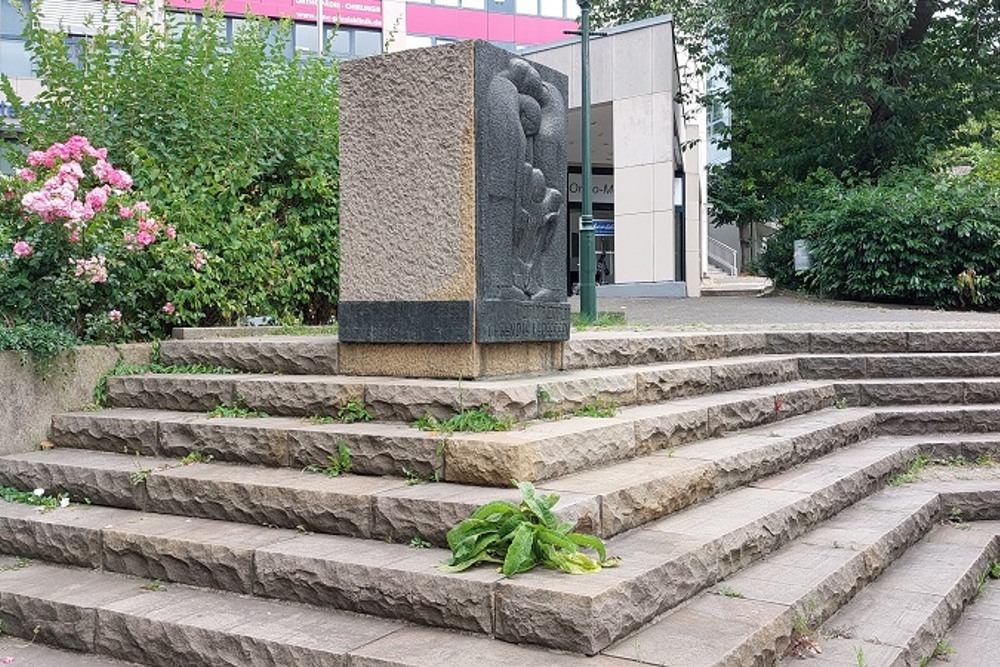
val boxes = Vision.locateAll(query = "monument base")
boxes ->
[338,341,563,379]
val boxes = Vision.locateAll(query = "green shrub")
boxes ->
[758,167,1000,308]
[2,4,341,327]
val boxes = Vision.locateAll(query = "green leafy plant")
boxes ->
[181,451,213,465]
[337,397,373,423]
[305,442,353,477]
[855,646,867,667]
[716,586,743,598]
[140,579,167,592]
[409,536,432,549]
[0,323,79,378]
[989,559,1000,579]
[207,399,268,419]
[0,485,68,511]
[834,396,850,409]
[888,454,929,486]
[412,407,515,434]
[573,398,619,418]
[131,467,154,486]
[438,480,620,577]
[307,415,336,425]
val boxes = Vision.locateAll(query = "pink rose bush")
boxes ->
[1,137,208,340]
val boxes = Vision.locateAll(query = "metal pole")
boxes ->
[577,0,597,322]
[317,0,324,53]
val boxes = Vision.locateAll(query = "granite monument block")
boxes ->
[338,40,570,378]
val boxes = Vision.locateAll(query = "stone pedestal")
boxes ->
[338,40,570,379]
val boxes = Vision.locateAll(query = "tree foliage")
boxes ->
[594,0,1000,218]
[2,5,341,326]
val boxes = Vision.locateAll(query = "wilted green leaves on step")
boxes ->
[438,480,620,577]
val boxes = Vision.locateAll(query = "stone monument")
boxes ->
[337,40,570,378]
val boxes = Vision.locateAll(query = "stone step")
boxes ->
[933,577,1000,666]
[0,634,143,666]
[0,559,630,667]
[604,489,1000,667]
[158,334,340,374]
[18,414,1000,546]
[103,354,804,420]
[801,520,1000,666]
[0,433,938,654]
[160,329,1000,374]
[0,558,405,666]
[0,449,599,545]
[802,351,1000,380]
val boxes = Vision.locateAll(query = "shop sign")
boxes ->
[164,0,383,29]
[594,219,614,236]
[567,173,614,205]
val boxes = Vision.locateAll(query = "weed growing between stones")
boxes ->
[834,396,850,409]
[888,454,929,486]
[401,466,440,485]
[140,579,167,592]
[855,646,867,667]
[0,486,68,511]
[571,310,627,331]
[92,359,238,407]
[990,559,1000,579]
[409,536,432,549]
[0,557,30,573]
[412,407,515,434]
[305,443,353,478]
[573,398,619,418]
[206,398,268,419]
[716,586,743,598]
[918,639,954,666]
[181,450,213,465]
[439,480,619,577]
[337,397,373,423]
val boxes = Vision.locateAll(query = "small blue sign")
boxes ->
[594,219,614,237]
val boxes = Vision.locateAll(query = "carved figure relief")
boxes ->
[485,56,567,302]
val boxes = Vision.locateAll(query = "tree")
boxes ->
[594,1,1000,219]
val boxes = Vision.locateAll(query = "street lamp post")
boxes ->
[567,0,601,322]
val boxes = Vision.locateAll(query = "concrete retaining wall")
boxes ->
[0,344,151,456]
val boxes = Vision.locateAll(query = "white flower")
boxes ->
[59,497,70,508]
[33,488,45,497]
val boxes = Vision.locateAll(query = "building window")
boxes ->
[1,0,31,77]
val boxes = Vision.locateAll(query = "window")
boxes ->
[1,0,31,77]
[515,0,538,14]
[295,22,320,52]
[327,27,351,56]
[539,0,562,18]
[353,29,382,56]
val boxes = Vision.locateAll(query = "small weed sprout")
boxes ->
[412,407,514,434]
[855,646,867,667]
[181,450,213,465]
[141,579,167,592]
[975,453,997,467]
[337,397,373,423]
[573,398,619,418]
[888,454,929,486]
[308,414,336,425]
[716,586,743,598]
[834,396,850,409]
[207,398,268,419]
[305,443,353,477]
[131,467,153,486]
[409,536,432,549]
[989,559,1000,579]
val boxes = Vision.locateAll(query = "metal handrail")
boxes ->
[707,237,738,276]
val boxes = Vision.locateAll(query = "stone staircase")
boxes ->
[0,329,999,665]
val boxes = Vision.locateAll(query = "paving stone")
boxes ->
[287,420,444,478]
[350,626,636,667]
[540,456,717,536]
[253,534,500,633]
[365,378,538,421]
[798,355,868,379]
[101,514,288,594]
[148,463,405,537]
[635,363,713,403]
[49,408,194,456]
[709,357,799,392]
[0,450,174,510]
[0,562,142,653]
[371,482,599,544]
[907,329,1000,353]
[810,331,908,354]
[95,577,401,667]
[106,374,240,411]
[536,368,639,414]
[157,416,297,467]
[158,336,340,374]
[0,502,130,568]
[444,418,637,485]
[234,376,367,417]
[604,594,793,667]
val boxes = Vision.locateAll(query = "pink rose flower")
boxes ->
[108,309,122,323]
[119,205,134,219]
[12,241,32,257]
[17,168,35,182]
[166,227,177,240]
[162,302,176,315]
[136,231,155,247]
